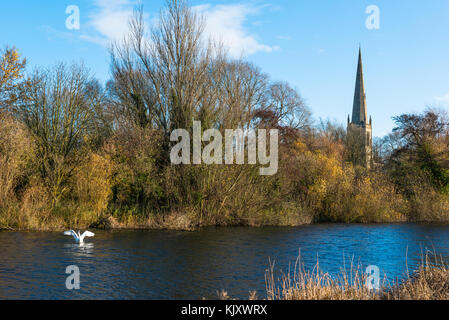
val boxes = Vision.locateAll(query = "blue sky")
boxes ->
[1,0,449,137]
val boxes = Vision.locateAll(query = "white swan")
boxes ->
[64,230,95,244]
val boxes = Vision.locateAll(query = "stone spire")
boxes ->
[352,47,368,125]
[348,46,373,169]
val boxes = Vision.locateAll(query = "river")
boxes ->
[0,224,448,299]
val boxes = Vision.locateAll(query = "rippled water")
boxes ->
[0,224,448,299]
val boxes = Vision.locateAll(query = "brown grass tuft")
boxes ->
[264,253,449,300]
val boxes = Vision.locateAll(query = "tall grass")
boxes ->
[386,254,449,300]
[263,253,449,300]
[265,255,381,300]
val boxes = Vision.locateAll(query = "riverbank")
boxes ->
[0,185,448,232]
[3,209,449,232]
[0,209,314,232]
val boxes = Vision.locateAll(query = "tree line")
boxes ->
[1,0,448,230]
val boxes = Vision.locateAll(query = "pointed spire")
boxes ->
[352,46,368,125]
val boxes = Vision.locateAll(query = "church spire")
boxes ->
[347,46,373,169]
[352,46,368,125]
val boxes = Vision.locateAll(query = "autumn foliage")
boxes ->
[0,1,448,230]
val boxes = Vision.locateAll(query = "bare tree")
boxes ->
[110,1,213,137]
[16,63,104,205]
[374,131,404,161]
[214,60,268,129]
[265,81,311,130]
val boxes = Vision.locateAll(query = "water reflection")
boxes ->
[0,224,448,299]
[64,243,94,254]
[63,243,95,256]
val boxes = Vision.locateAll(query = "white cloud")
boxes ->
[84,0,136,46]
[193,4,277,58]
[78,1,276,56]
[434,94,449,103]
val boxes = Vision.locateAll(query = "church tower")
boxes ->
[347,47,373,169]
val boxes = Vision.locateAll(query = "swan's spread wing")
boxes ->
[64,230,79,241]
[83,231,95,237]
[80,231,95,242]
